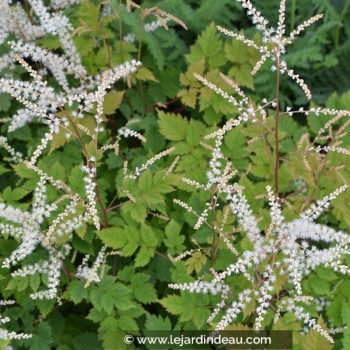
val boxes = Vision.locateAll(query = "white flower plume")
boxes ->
[171,184,349,342]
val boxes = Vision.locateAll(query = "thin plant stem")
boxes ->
[95,183,109,227]
[107,202,127,212]
[137,14,147,113]
[290,0,296,32]
[62,262,72,281]
[107,192,120,210]
[23,0,33,24]
[210,191,219,267]
[59,108,109,228]
[274,49,281,197]
[119,0,124,63]
[101,33,112,68]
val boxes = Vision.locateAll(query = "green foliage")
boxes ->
[177,24,261,124]
[161,292,211,329]
[302,320,332,350]
[0,0,350,348]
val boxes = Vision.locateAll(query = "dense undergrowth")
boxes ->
[0,0,350,349]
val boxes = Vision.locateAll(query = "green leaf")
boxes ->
[164,220,185,255]
[0,339,11,349]
[326,297,343,327]
[130,273,157,304]
[340,280,350,297]
[343,330,350,350]
[145,314,172,331]
[161,294,190,317]
[90,277,133,313]
[223,127,247,159]
[2,187,29,203]
[135,67,158,82]
[29,322,54,350]
[138,170,178,207]
[308,275,331,295]
[101,330,126,350]
[13,163,39,180]
[49,126,70,153]
[37,34,61,50]
[98,227,126,249]
[72,332,102,350]
[307,113,329,135]
[186,23,225,69]
[139,169,153,191]
[180,59,205,86]
[0,165,8,176]
[98,226,135,254]
[47,312,65,343]
[341,301,350,325]
[302,319,332,350]
[122,201,147,223]
[135,246,155,267]
[0,94,11,112]
[37,299,55,318]
[103,91,125,115]
[161,292,209,328]
[113,283,134,311]
[47,161,66,181]
[315,266,337,281]
[185,251,207,274]
[17,277,29,291]
[87,308,108,323]
[339,301,350,349]
[30,274,41,292]
[75,36,96,57]
[133,225,158,265]
[122,241,139,257]
[120,304,144,319]
[225,40,249,64]
[158,111,189,141]
[177,88,198,108]
[171,261,194,283]
[143,33,166,70]
[140,224,158,247]
[117,316,138,331]
[228,64,254,89]
[64,280,88,304]
[68,165,85,196]
[193,307,211,329]
[186,120,206,147]
[6,276,29,291]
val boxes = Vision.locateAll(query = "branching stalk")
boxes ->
[274,50,281,197]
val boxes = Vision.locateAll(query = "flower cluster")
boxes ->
[217,0,323,100]
[0,0,83,78]
[123,19,168,44]
[0,57,141,132]
[0,300,32,340]
[75,246,119,287]
[131,147,175,179]
[169,3,350,339]
[0,0,176,319]
[0,177,77,299]
[81,164,99,230]
[172,173,349,341]
[0,136,23,163]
